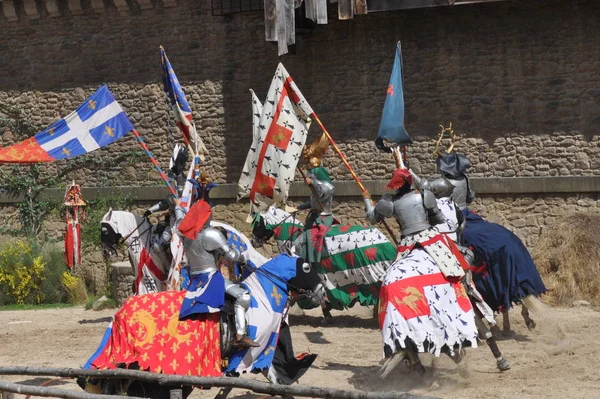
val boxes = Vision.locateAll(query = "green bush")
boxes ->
[0,239,91,306]
[0,240,47,305]
[37,241,70,304]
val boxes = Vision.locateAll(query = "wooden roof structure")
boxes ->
[266,0,509,55]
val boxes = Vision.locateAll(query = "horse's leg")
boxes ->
[406,350,426,377]
[475,311,510,372]
[321,301,333,321]
[502,310,511,333]
[522,303,536,331]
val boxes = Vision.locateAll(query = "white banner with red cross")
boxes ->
[238,63,313,215]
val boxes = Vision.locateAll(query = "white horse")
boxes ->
[101,209,171,294]
[101,209,270,296]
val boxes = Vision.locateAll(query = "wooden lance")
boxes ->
[310,113,398,245]
[131,129,177,197]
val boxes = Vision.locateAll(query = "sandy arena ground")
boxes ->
[1,302,599,399]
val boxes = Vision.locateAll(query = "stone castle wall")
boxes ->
[1,0,600,291]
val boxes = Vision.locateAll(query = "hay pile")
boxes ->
[532,213,600,307]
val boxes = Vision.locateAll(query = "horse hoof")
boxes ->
[526,319,536,331]
[497,358,511,372]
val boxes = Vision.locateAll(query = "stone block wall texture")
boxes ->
[1,0,600,290]
[0,0,599,183]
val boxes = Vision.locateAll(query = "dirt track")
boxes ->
[1,302,599,399]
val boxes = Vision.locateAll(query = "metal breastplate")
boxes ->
[393,192,431,236]
[184,229,219,275]
[310,180,334,214]
[448,177,469,210]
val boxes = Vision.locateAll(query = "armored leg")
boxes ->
[224,279,259,348]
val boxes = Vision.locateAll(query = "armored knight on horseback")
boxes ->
[410,124,547,334]
[169,192,260,349]
[363,163,470,281]
[295,134,337,257]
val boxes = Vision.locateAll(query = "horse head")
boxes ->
[288,257,326,307]
[250,207,304,252]
[101,208,121,259]
[251,213,275,248]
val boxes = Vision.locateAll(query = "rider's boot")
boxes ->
[234,333,260,348]
[227,283,260,348]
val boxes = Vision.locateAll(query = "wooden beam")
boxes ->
[0,381,144,399]
[338,0,353,20]
[354,0,367,14]
[162,0,178,8]
[305,0,316,21]
[0,367,441,399]
[113,0,130,14]
[45,0,62,17]
[135,0,154,10]
[67,0,84,15]
[1,0,19,22]
[367,0,506,12]
[285,0,295,45]
[22,0,40,19]
[90,0,107,13]
[315,0,327,23]
[276,0,288,55]
[264,0,277,41]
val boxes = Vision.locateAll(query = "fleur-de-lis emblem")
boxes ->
[88,100,97,110]
[62,147,70,157]
[47,128,55,136]
[104,125,115,137]
[271,285,282,306]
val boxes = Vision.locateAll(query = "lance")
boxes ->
[132,129,177,196]
[296,167,325,209]
[310,113,398,244]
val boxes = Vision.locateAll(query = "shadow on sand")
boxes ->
[288,314,378,330]
[15,377,71,387]
[78,317,113,325]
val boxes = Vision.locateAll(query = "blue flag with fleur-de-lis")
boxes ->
[376,42,412,149]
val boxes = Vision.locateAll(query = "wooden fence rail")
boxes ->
[0,366,440,399]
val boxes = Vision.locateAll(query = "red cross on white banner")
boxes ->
[238,64,314,214]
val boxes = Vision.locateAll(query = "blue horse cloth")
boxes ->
[179,271,226,319]
[462,209,547,312]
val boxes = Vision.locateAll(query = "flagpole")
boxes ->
[296,167,326,209]
[309,113,398,244]
[131,129,177,196]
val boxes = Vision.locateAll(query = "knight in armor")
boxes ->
[411,150,547,319]
[143,145,191,263]
[363,167,470,280]
[296,134,337,266]
[172,196,260,348]
[409,152,474,243]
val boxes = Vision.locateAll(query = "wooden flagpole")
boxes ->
[131,129,177,196]
[310,113,398,244]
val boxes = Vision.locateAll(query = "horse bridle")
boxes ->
[105,217,154,259]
